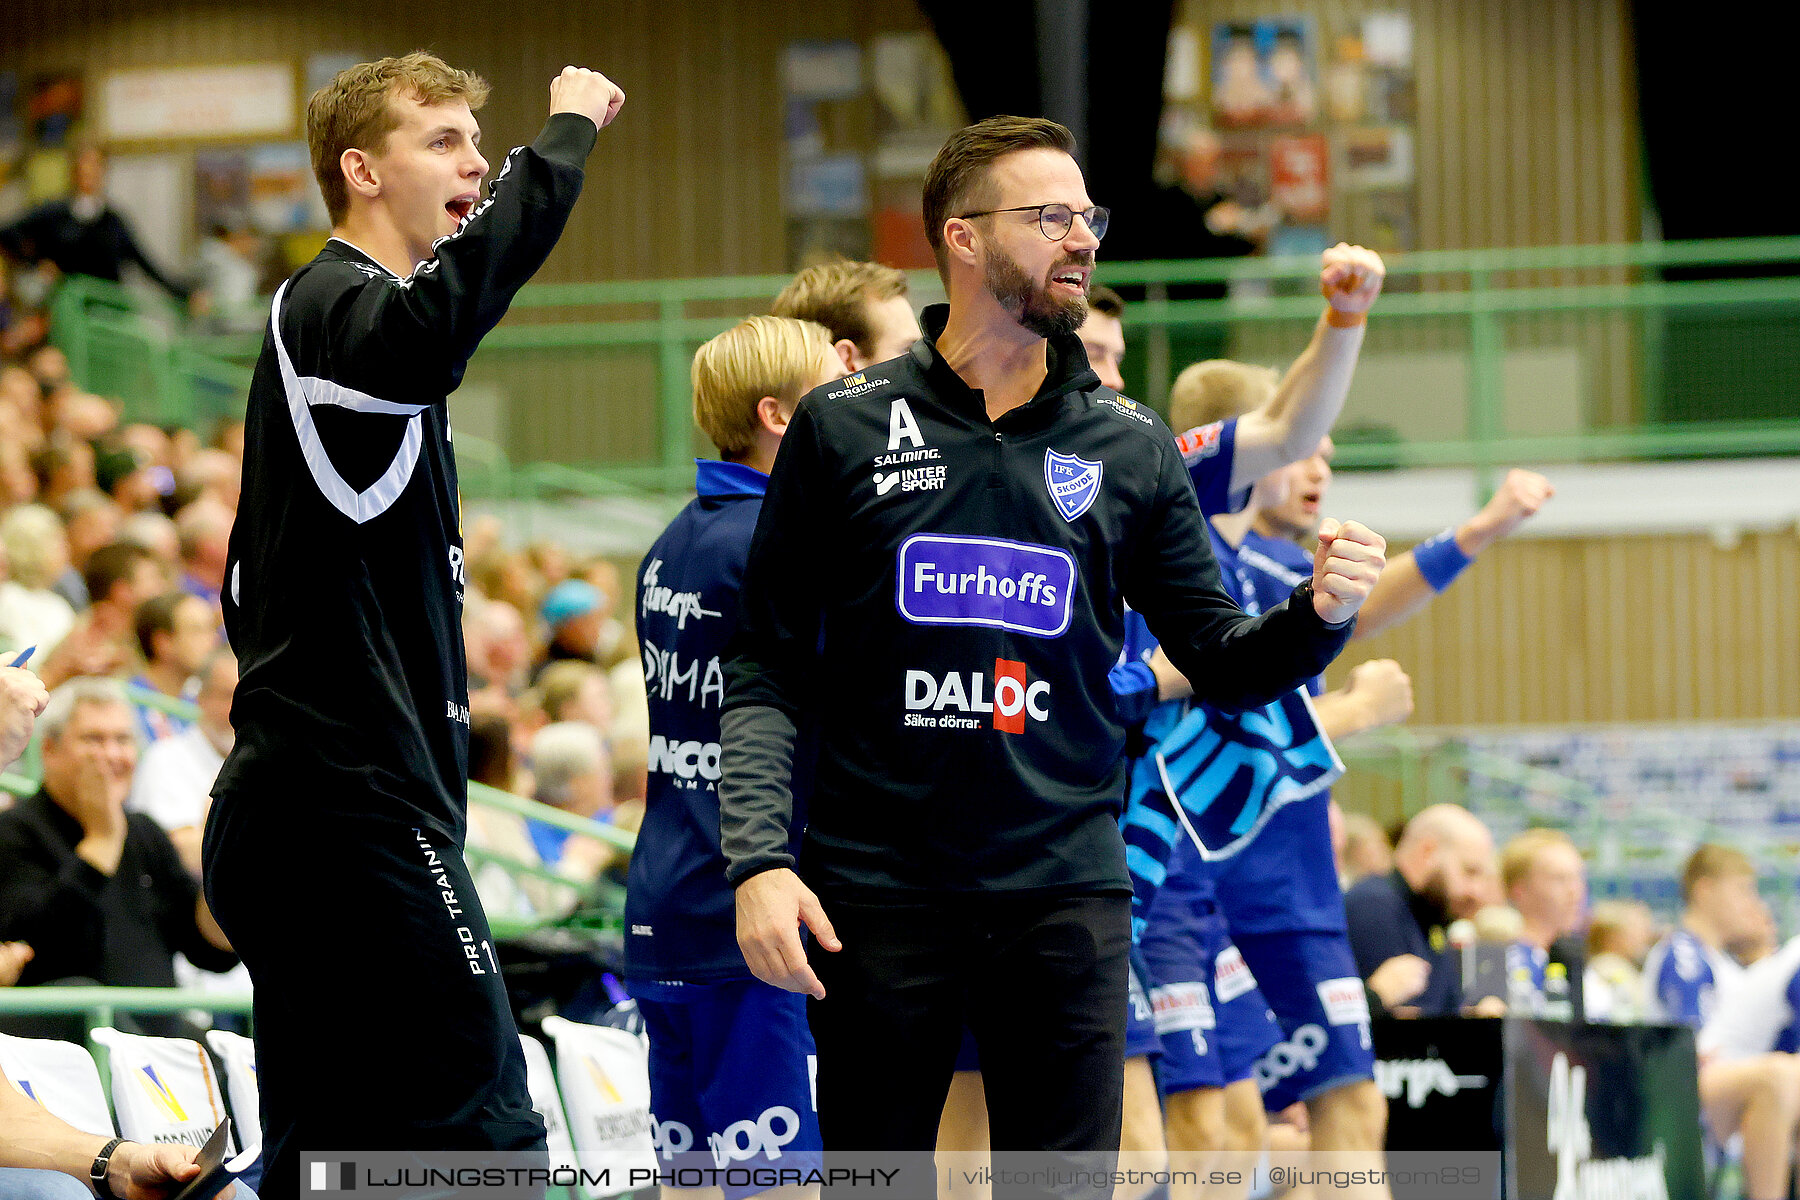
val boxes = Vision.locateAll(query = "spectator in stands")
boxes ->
[95,444,170,515]
[1648,846,1800,1200]
[770,258,921,374]
[0,1082,244,1200]
[1345,804,1495,1017]
[0,255,49,358]
[535,659,614,732]
[469,597,532,698]
[173,499,233,609]
[0,504,76,656]
[128,648,235,880]
[464,712,566,921]
[536,579,607,680]
[29,440,96,512]
[210,417,246,463]
[128,592,216,743]
[528,720,630,890]
[1499,829,1588,1018]
[1334,804,1393,889]
[170,450,240,515]
[575,558,628,666]
[118,512,180,570]
[0,679,236,995]
[193,221,268,334]
[50,489,122,610]
[39,541,165,688]
[1583,898,1655,1022]
[1075,284,1126,391]
[0,144,193,302]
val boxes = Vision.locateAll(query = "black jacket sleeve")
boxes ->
[1123,435,1352,712]
[290,112,598,406]
[0,204,53,263]
[717,405,831,882]
[137,816,238,974]
[1345,877,1413,981]
[113,213,193,301]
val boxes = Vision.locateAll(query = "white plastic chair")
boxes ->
[540,1016,656,1197]
[0,1031,115,1138]
[90,1027,233,1151]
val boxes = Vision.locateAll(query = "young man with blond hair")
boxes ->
[627,315,839,1198]
[205,51,623,1194]
[771,259,921,376]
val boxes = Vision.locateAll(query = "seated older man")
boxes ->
[0,678,236,1010]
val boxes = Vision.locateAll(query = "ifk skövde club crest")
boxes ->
[1044,449,1103,521]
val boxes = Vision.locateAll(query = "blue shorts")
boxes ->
[1232,929,1374,1111]
[1205,796,1375,1110]
[629,977,824,1198]
[1140,891,1281,1095]
[952,947,1161,1073]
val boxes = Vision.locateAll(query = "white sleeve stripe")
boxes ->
[269,283,425,526]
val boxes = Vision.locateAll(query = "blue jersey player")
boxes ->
[1647,844,1800,1200]
[1130,359,1552,1193]
[625,316,840,1199]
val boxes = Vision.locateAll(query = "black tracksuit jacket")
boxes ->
[720,304,1354,899]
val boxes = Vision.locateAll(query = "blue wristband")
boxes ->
[1413,526,1474,592]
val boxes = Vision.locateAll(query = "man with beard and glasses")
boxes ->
[719,115,1387,1184]
[1344,805,1497,1017]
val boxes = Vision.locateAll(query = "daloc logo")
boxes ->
[897,534,1074,638]
[1044,450,1102,521]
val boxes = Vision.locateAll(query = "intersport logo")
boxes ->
[903,659,1050,733]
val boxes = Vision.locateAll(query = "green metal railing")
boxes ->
[48,235,1800,500]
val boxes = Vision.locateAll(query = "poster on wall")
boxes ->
[1340,126,1413,190]
[29,75,82,147]
[105,152,189,279]
[1210,20,1317,129]
[101,64,294,141]
[195,148,250,235]
[784,41,863,102]
[1270,134,1329,222]
[247,143,326,234]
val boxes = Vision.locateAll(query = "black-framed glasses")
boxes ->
[957,202,1110,242]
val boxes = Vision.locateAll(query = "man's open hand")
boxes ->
[735,867,841,1000]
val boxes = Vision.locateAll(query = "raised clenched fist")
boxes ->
[1320,243,1386,318]
[1311,518,1386,625]
[1342,658,1414,731]
[550,66,625,131]
[1464,468,1555,552]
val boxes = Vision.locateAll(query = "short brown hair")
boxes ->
[1087,285,1125,320]
[1682,843,1754,904]
[1499,828,1578,892]
[1168,360,1279,433]
[923,115,1076,279]
[771,260,909,357]
[692,316,834,461]
[307,51,491,224]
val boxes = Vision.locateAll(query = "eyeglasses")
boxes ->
[956,202,1110,242]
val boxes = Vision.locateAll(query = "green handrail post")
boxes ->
[658,284,694,488]
[1467,268,1503,501]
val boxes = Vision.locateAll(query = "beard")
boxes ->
[985,246,1088,340]
[1416,867,1456,925]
